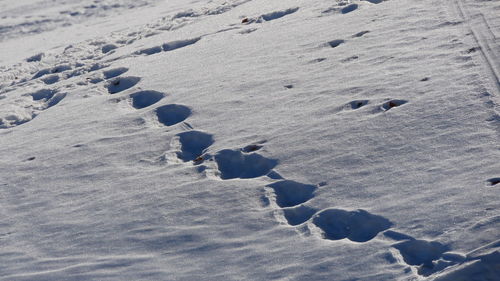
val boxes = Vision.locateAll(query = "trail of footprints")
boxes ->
[95,62,470,279]
[2,1,498,278]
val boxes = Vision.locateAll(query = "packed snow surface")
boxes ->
[1,0,499,280]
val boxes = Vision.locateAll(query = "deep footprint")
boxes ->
[129,90,164,109]
[312,209,392,242]
[392,239,449,269]
[106,76,141,94]
[382,99,407,111]
[214,149,278,180]
[341,4,358,14]
[266,180,317,208]
[487,178,500,186]
[328,39,345,48]
[155,104,191,126]
[347,100,369,110]
[283,205,318,226]
[174,131,214,162]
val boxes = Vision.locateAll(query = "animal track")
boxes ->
[266,180,317,208]
[328,39,345,48]
[155,104,191,126]
[312,209,392,242]
[103,67,129,79]
[381,99,408,111]
[129,90,164,109]
[214,149,278,180]
[282,205,318,226]
[106,76,141,94]
[174,131,214,162]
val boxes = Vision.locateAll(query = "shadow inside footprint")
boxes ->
[328,39,345,48]
[266,180,317,208]
[348,100,369,110]
[382,99,407,111]
[487,178,500,186]
[214,149,278,180]
[341,4,358,14]
[156,104,191,126]
[393,240,449,268]
[129,90,164,109]
[175,131,214,162]
[283,205,318,226]
[31,89,57,101]
[106,76,141,94]
[312,209,392,242]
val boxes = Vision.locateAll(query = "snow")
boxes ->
[1,0,499,280]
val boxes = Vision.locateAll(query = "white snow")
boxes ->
[1,0,499,280]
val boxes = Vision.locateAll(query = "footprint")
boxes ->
[364,0,384,4]
[30,89,57,101]
[282,205,318,226]
[136,46,163,56]
[41,75,59,85]
[174,130,214,162]
[241,143,264,153]
[341,4,358,14]
[487,178,500,186]
[155,104,191,126]
[392,239,449,268]
[129,90,164,109]
[103,67,129,79]
[106,76,141,94]
[162,37,201,52]
[381,99,408,111]
[312,209,392,242]
[259,7,299,22]
[328,39,345,48]
[346,100,369,110]
[102,44,118,54]
[26,53,44,62]
[266,180,317,208]
[214,149,278,180]
[352,31,370,38]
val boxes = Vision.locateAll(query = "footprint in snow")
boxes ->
[172,130,214,162]
[106,76,141,94]
[129,90,165,109]
[155,104,192,126]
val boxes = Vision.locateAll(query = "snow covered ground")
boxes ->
[0,0,499,280]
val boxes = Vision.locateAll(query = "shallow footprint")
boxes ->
[129,90,164,109]
[312,209,392,242]
[266,180,317,208]
[155,104,191,126]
